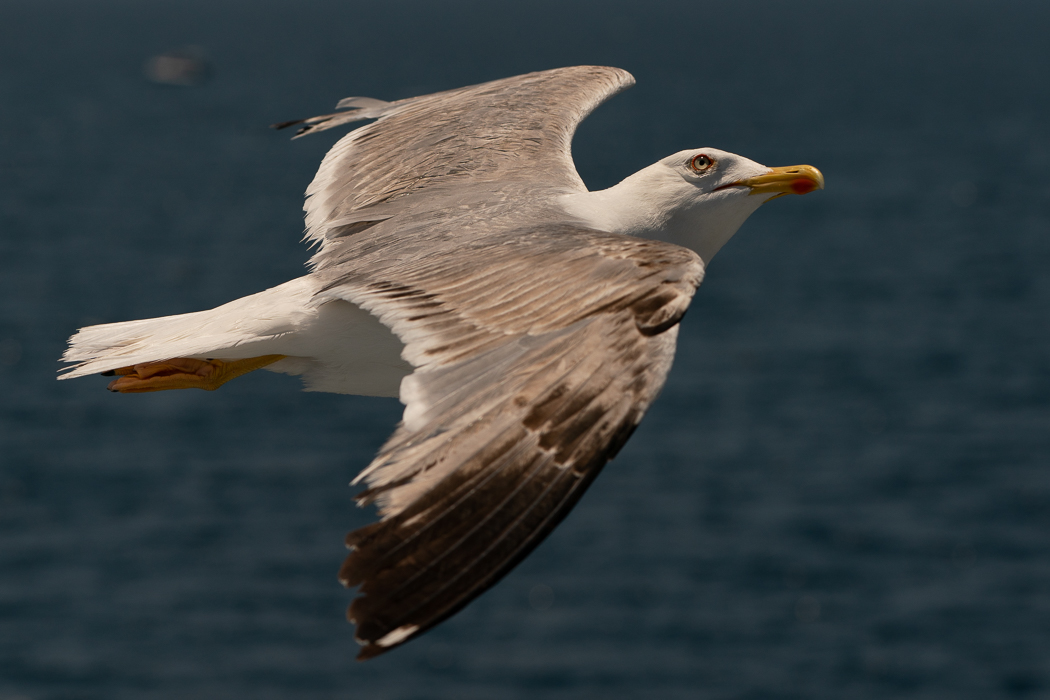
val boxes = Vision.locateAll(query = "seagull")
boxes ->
[60,66,823,659]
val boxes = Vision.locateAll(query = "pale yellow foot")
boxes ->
[104,355,286,393]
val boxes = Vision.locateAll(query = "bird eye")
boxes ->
[690,154,714,172]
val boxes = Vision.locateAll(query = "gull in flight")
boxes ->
[60,66,823,659]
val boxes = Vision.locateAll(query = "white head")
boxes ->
[561,147,824,267]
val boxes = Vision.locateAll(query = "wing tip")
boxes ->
[355,644,385,661]
[270,118,305,131]
[350,603,423,660]
[270,118,323,139]
[272,100,396,140]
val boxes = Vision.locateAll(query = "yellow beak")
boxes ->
[720,164,825,199]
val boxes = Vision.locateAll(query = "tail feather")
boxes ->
[59,277,317,379]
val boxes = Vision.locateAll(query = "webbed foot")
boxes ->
[105,355,285,393]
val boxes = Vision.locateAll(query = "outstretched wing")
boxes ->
[319,226,704,658]
[279,66,634,268]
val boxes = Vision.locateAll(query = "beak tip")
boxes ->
[743,164,824,198]
[791,176,823,195]
[792,166,824,195]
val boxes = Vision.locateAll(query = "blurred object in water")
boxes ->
[143,46,211,87]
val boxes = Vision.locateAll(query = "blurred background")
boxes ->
[1,0,1049,698]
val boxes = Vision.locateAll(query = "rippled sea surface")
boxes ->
[2,1,1049,698]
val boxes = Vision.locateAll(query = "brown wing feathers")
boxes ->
[342,320,659,659]
[296,67,635,270]
[330,232,702,658]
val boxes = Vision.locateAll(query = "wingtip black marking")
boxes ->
[270,118,305,131]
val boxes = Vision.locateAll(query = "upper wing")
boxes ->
[279,66,634,268]
[318,226,704,658]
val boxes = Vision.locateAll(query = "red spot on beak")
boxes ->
[791,178,818,195]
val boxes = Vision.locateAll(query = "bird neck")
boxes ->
[560,164,764,267]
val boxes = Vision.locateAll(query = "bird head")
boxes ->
[643,148,824,264]
[561,147,823,266]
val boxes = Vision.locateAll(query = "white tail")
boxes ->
[60,277,318,380]
[59,276,411,398]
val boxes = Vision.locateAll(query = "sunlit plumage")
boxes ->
[60,66,822,659]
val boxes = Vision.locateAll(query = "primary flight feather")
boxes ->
[60,66,823,659]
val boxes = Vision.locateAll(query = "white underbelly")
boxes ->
[200,297,410,398]
[168,276,410,398]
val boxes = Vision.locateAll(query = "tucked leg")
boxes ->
[105,355,286,393]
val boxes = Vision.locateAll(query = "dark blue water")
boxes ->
[2,1,1049,697]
